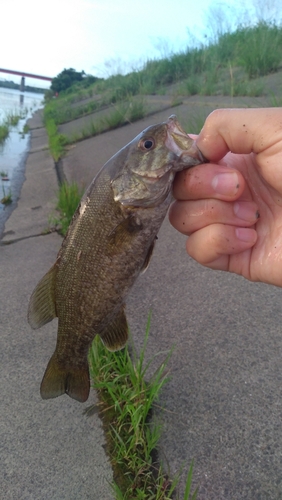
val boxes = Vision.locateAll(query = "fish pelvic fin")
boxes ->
[100,307,128,352]
[28,264,57,329]
[140,238,156,274]
[40,354,90,403]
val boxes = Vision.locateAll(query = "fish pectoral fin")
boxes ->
[100,307,128,351]
[40,353,90,403]
[109,214,143,245]
[141,238,156,274]
[28,264,57,329]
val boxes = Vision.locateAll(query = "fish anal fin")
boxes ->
[40,353,90,403]
[28,264,57,329]
[100,307,128,352]
[141,238,156,274]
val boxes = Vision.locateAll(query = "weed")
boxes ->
[236,21,282,78]
[186,76,201,96]
[0,123,9,144]
[50,181,83,235]
[269,92,282,107]
[170,97,183,108]
[102,102,128,130]
[6,113,21,126]
[88,315,198,499]
[181,113,208,136]
[127,97,146,123]
[0,171,8,177]
[22,123,30,134]
[45,118,68,160]
[1,185,12,205]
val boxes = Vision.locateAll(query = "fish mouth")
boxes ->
[140,115,206,182]
[165,115,206,167]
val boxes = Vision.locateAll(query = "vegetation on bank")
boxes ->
[0,109,29,145]
[0,122,9,143]
[1,184,12,205]
[49,181,83,235]
[89,320,198,499]
[44,20,282,161]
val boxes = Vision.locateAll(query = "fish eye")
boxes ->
[140,138,155,150]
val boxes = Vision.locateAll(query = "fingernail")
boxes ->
[234,202,259,222]
[235,228,256,242]
[212,172,239,195]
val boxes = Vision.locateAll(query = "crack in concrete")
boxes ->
[0,230,59,245]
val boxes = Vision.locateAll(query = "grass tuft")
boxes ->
[88,315,198,499]
[49,181,83,235]
[0,123,9,144]
[1,185,12,205]
[45,118,68,160]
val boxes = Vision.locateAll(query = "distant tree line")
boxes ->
[0,80,45,93]
[51,68,100,93]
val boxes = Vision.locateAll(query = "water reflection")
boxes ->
[0,87,45,236]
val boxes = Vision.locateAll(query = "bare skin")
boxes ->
[169,108,282,286]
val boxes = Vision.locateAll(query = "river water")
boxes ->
[0,87,45,236]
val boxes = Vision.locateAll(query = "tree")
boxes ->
[51,68,85,93]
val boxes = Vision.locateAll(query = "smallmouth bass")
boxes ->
[28,115,206,403]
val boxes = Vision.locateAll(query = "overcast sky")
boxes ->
[0,0,277,88]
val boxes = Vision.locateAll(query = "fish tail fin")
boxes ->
[40,354,90,403]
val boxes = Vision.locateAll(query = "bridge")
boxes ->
[0,68,53,91]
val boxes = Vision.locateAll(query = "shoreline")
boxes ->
[0,134,30,239]
[1,109,58,244]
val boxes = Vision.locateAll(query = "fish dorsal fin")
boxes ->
[100,307,128,351]
[28,264,57,329]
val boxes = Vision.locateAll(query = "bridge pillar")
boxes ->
[20,76,25,92]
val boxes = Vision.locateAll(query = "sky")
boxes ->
[0,0,276,89]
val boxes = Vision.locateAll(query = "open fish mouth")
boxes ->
[138,115,206,181]
[165,114,206,166]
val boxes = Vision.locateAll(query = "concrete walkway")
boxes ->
[0,111,114,500]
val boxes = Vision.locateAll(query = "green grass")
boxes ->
[0,123,9,144]
[22,123,30,135]
[49,181,83,235]
[88,315,198,499]
[1,185,12,205]
[45,118,68,160]
[269,92,282,107]
[58,98,147,147]
[0,108,29,144]
[6,112,21,127]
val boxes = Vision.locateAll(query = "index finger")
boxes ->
[196,108,282,161]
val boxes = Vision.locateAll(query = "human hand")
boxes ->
[169,108,282,286]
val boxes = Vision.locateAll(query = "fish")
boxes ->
[28,115,206,403]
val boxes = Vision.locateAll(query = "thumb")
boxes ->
[196,108,282,161]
